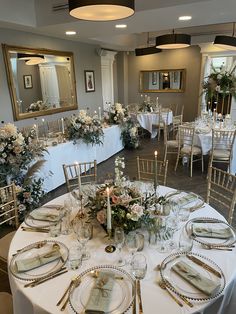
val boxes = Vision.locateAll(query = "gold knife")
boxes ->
[137,280,143,314]
[24,267,67,287]
[164,279,193,308]
[186,255,221,278]
[21,227,49,233]
[27,268,68,287]
[132,280,137,314]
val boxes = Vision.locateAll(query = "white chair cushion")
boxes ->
[167,140,178,148]
[212,149,230,160]
[181,145,202,155]
[0,231,15,261]
[0,292,13,314]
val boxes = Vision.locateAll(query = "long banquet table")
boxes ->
[8,185,236,314]
[39,125,123,192]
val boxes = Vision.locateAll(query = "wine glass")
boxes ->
[74,222,92,260]
[114,227,125,266]
[126,232,140,263]
[131,254,147,280]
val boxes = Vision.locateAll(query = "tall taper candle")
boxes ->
[98,107,102,120]
[106,187,112,231]
[61,118,65,134]
[154,151,158,193]
[75,161,82,192]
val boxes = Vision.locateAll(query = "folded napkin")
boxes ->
[85,271,115,314]
[15,247,61,272]
[29,209,61,222]
[173,193,197,207]
[172,261,220,296]
[192,223,232,239]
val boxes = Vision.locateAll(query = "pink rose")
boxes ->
[97,210,106,224]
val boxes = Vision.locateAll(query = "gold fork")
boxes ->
[60,278,81,311]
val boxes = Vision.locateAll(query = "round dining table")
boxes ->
[8,185,236,314]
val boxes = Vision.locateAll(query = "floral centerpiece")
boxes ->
[86,156,147,233]
[27,100,48,112]
[67,110,104,145]
[121,118,140,149]
[108,103,129,124]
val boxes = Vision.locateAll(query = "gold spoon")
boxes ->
[57,276,78,306]
[60,278,81,311]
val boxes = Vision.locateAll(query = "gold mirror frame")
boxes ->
[139,69,186,93]
[2,44,78,121]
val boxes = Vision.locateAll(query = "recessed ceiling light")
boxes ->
[66,31,77,35]
[115,24,127,28]
[178,16,192,21]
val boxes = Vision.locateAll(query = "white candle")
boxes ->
[154,151,158,192]
[98,107,102,120]
[75,161,82,192]
[61,118,65,134]
[34,124,39,141]
[94,110,97,115]
[106,187,112,230]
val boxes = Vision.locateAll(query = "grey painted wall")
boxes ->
[126,46,202,122]
[0,27,103,127]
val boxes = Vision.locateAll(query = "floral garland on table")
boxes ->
[27,100,48,112]
[108,103,129,124]
[67,110,104,145]
[121,118,140,149]
[0,123,47,221]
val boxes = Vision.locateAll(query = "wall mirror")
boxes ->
[139,69,185,93]
[2,44,78,120]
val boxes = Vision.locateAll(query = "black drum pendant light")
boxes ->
[135,33,162,56]
[156,30,191,49]
[69,0,135,21]
[214,23,236,50]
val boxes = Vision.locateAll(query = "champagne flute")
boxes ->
[126,232,140,264]
[114,227,125,266]
[75,222,92,260]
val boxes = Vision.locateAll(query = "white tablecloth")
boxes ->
[39,125,123,192]
[8,185,236,314]
[137,112,173,138]
[194,131,236,174]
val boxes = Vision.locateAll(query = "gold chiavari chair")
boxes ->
[207,166,236,224]
[153,106,171,141]
[208,129,236,173]
[0,183,19,274]
[163,122,179,165]
[63,160,97,192]
[136,156,168,186]
[175,125,204,177]
[0,292,13,314]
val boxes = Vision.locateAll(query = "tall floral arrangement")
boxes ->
[0,123,47,220]
[121,118,140,149]
[67,110,104,145]
[108,103,128,124]
[202,65,236,105]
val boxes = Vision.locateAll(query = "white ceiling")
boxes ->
[0,0,235,50]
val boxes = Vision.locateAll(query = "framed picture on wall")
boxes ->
[84,70,95,92]
[23,75,33,89]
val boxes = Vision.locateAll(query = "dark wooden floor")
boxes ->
[0,136,233,294]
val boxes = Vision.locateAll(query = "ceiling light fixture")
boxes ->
[178,16,192,21]
[115,24,127,28]
[135,32,162,56]
[66,31,77,35]
[214,22,236,50]
[156,30,191,49]
[68,0,135,21]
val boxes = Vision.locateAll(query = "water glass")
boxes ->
[179,207,190,222]
[131,254,147,280]
[114,227,125,266]
[49,222,61,237]
[69,244,82,270]
[179,227,193,252]
[126,232,141,264]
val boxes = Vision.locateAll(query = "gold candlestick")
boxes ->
[105,229,115,253]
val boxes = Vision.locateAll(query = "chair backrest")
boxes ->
[212,129,235,153]
[163,122,179,145]
[177,125,195,148]
[207,166,236,224]
[136,157,168,186]
[63,160,97,192]
[169,104,179,116]
[0,184,19,228]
